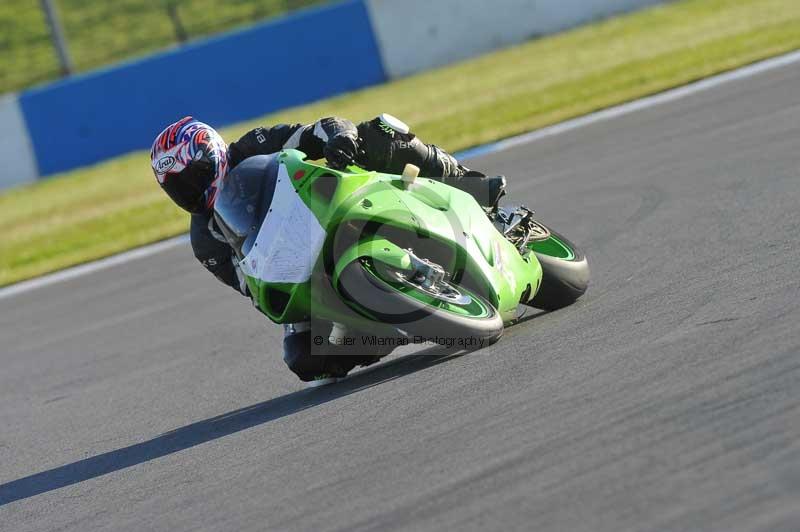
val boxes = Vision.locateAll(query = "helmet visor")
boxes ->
[161,160,214,213]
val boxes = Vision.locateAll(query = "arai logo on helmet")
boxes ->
[156,155,177,175]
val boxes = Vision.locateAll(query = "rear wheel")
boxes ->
[527,228,589,310]
[337,257,503,347]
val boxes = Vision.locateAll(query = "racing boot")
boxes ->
[283,322,353,385]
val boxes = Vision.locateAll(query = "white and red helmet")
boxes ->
[151,117,229,213]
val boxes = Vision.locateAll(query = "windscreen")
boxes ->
[213,154,279,259]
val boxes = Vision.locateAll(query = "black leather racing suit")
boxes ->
[191,116,501,381]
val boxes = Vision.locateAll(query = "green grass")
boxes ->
[2,0,800,287]
[0,0,327,94]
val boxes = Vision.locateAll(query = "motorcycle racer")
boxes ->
[151,114,506,383]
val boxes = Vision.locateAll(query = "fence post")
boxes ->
[165,0,189,43]
[40,0,73,77]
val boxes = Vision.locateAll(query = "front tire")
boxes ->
[528,228,590,310]
[337,258,504,347]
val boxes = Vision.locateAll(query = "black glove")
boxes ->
[324,134,359,170]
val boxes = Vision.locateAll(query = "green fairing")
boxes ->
[241,149,543,326]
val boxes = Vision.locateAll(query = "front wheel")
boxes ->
[337,258,504,348]
[527,228,590,310]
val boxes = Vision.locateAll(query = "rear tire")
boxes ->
[528,229,590,310]
[337,258,504,347]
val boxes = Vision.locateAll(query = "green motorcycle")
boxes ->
[213,149,589,347]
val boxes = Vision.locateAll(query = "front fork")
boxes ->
[332,237,447,292]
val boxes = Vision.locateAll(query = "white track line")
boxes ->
[455,48,800,160]
[3,48,800,300]
[0,235,189,300]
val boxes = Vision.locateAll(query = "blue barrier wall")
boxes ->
[19,0,384,176]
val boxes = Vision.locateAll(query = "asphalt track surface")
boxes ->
[2,61,800,532]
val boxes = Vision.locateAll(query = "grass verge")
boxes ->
[2,0,800,286]
[0,0,327,94]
